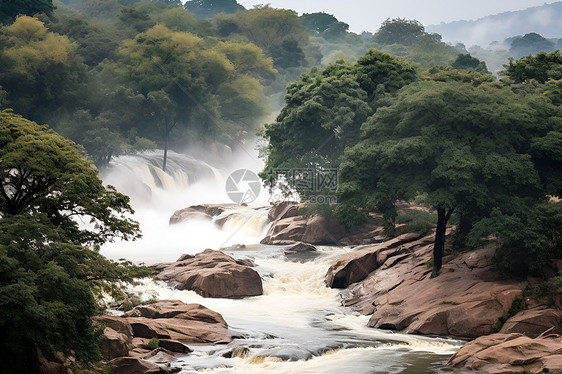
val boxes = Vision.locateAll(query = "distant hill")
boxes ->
[427,2,562,47]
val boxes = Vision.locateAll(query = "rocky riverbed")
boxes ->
[95,201,562,374]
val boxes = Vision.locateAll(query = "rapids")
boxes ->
[100,150,464,373]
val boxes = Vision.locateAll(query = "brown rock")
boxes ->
[153,250,263,298]
[109,357,171,374]
[500,308,562,337]
[449,333,562,373]
[261,215,347,245]
[125,300,231,344]
[157,339,192,354]
[92,314,134,339]
[338,241,527,339]
[268,201,301,221]
[285,242,317,252]
[129,318,172,339]
[325,232,427,288]
[100,327,130,360]
[169,204,228,225]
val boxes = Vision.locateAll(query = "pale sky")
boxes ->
[236,0,557,33]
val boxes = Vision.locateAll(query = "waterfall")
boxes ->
[98,150,462,373]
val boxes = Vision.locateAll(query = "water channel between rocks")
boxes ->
[100,151,465,374]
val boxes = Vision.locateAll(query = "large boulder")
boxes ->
[325,232,428,288]
[109,357,176,374]
[93,314,134,339]
[337,242,527,339]
[124,300,231,344]
[169,204,228,225]
[500,308,562,337]
[261,215,347,245]
[268,201,301,221]
[449,333,562,373]
[101,327,131,360]
[152,250,263,298]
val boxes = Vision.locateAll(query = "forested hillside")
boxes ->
[1,0,561,372]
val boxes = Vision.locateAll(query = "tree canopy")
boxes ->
[0,110,149,372]
[260,49,417,196]
[0,0,54,24]
[337,67,561,272]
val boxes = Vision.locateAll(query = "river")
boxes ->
[99,150,464,374]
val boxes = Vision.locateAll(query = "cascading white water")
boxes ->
[99,150,463,373]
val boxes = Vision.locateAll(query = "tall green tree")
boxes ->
[0,110,147,372]
[0,16,86,123]
[510,32,556,58]
[184,0,244,20]
[338,68,559,272]
[260,49,417,196]
[373,18,425,46]
[501,50,562,84]
[112,25,273,170]
[0,0,54,24]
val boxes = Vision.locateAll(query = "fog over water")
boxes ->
[99,149,464,373]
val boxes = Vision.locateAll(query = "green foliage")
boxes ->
[140,337,159,350]
[0,111,148,371]
[510,32,556,58]
[470,201,562,274]
[0,0,55,24]
[525,272,562,307]
[501,50,562,84]
[260,49,417,198]
[337,67,560,272]
[212,5,315,73]
[301,12,339,33]
[374,18,425,46]
[491,297,523,333]
[451,53,489,73]
[395,209,436,234]
[0,16,86,123]
[184,0,244,20]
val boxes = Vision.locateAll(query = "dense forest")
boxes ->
[1,0,561,372]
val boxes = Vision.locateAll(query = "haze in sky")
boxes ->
[236,0,557,33]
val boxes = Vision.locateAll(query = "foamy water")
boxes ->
[100,151,463,373]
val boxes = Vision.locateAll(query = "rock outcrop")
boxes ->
[325,232,427,288]
[152,250,263,298]
[449,333,562,373]
[94,300,230,373]
[169,204,228,225]
[333,237,527,339]
[499,307,562,337]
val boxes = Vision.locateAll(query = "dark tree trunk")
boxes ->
[433,207,454,271]
[162,120,176,173]
[163,134,168,173]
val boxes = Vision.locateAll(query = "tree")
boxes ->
[112,25,272,170]
[184,0,244,19]
[374,18,426,45]
[0,0,54,24]
[337,68,557,272]
[510,32,556,58]
[301,12,340,33]
[0,110,148,372]
[500,50,562,84]
[451,53,489,73]
[212,5,314,70]
[0,16,86,123]
[260,49,417,197]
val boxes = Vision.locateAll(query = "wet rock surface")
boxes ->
[449,333,562,373]
[151,249,263,298]
[96,300,230,373]
[332,236,527,339]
